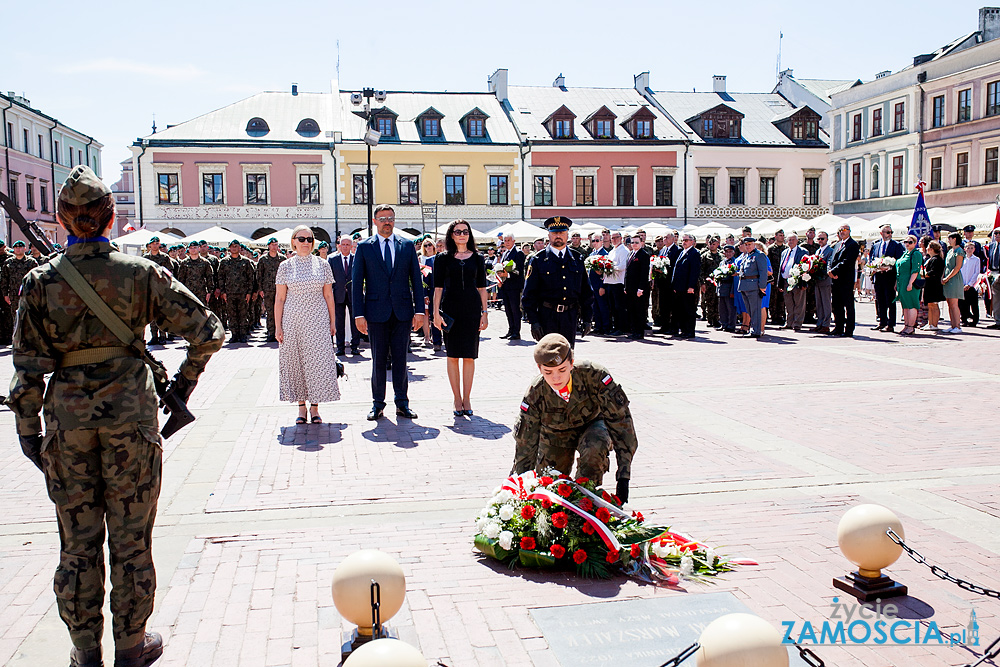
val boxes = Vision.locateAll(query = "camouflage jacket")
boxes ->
[699,249,723,282]
[256,253,285,294]
[176,256,215,301]
[1,255,40,298]
[143,251,178,274]
[8,241,224,436]
[512,360,637,481]
[217,255,256,295]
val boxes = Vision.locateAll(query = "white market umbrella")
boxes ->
[180,226,254,246]
[261,227,296,245]
[803,213,843,236]
[749,219,780,236]
[486,220,546,244]
[113,229,182,248]
[948,204,998,235]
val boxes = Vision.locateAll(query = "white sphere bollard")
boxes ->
[332,550,406,636]
[695,613,789,667]
[343,638,427,667]
[837,504,904,578]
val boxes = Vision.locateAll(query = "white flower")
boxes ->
[704,547,717,566]
[490,490,515,506]
[802,273,811,282]
[536,512,551,540]
[485,521,502,539]
[476,516,488,532]
[665,544,681,558]
[680,556,694,577]
[498,530,514,551]
[491,486,502,496]
[651,542,667,558]
[498,504,515,521]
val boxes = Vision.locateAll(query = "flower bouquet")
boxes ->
[584,255,620,279]
[803,254,827,281]
[420,264,433,291]
[710,263,737,285]
[474,471,747,583]
[650,255,672,280]
[786,262,811,289]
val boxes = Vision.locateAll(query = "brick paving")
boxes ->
[1,300,999,666]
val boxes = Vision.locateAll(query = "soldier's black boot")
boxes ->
[69,645,103,667]
[114,632,162,667]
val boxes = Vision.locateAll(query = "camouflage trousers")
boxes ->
[262,291,277,337]
[226,294,249,339]
[701,288,719,326]
[41,421,162,651]
[0,297,11,344]
[536,419,612,485]
[210,295,227,329]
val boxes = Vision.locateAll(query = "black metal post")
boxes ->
[366,138,373,237]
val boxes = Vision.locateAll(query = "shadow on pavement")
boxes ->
[362,424,441,448]
[474,554,657,598]
[276,423,347,451]
[446,416,511,439]
[891,595,936,620]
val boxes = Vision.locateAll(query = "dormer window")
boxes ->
[423,118,439,137]
[773,106,822,144]
[555,120,572,137]
[468,118,484,137]
[296,118,320,137]
[461,108,490,139]
[246,117,269,137]
[703,119,713,135]
[596,120,612,138]
[416,107,445,139]
[584,106,617,139]
[634,120,651,138]
[687,104,743,142]
[543,105,576,140]
[376,116,395,137]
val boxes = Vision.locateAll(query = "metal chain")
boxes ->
[887,529,1000,599]
[657,641,700,667]
[965,633,1000,667]
[793,641,827,667]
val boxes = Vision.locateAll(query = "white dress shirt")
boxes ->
[961,254,981,287]
[604,243,628,285]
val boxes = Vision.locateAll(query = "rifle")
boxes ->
[0,191,56,255]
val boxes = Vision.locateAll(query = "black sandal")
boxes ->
[295,416,307,424]
[311,415,322,424]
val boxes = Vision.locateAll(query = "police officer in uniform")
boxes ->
[511,334,638,502]
[521,216,593,347]
[8,165,224,667]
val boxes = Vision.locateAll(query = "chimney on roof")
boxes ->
[634,71,650,92]
[553,73,566,89]
[780,68,794,79]
[292,83,298,96]
[980,7,1000,41]
[875,70,891,79]
[488,68,509,104]
[713,75,726,93]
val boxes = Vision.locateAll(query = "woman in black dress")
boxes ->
[922,240,945,331]
[433,220,488,416]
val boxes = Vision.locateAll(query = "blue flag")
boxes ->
[909,186,931,238]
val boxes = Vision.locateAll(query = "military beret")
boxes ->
[198,240,208,245]
[11,240,26,247]
[0,239,6,247]
[963,225,976,232]
[352,232,362,240]
[149,236,161,243]
[229,239,241,247]
[188,241,199,248]
[58,165,111,206]
[543,216,572,232]
[723,244,736,252]
[318,241,329,249]
[533,334,573,367]
[267,237,278,244]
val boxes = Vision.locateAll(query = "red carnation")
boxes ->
[606,549,620,563]
[576,477,590,485]
[595,507,611,523]
[573,549,588,564]
[551,512,569,529]
[540,497,552,509]
[550,544,566,559]
[578,498,593,512]
[521,505,536,520]
[520,536,536,550]
[630,544,641,558]
[540,476,554,486]
[634,512,644,523]
[601,490,613,503]
[558,474,570,480]
[557,484,572,498]
[582,522,595,535]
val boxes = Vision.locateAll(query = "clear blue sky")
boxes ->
[4,0,990,183]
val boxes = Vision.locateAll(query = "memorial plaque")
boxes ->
[531,592,806,666]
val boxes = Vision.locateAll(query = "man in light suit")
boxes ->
[496,233,525,340]
[671,233,701,339]
[352,204,426,421]
[737,237,769,338]
[811,232,835,333]
[778,234,809,331]
[828,223,860,337]
[330,235,360,356]
[869,225,905,331]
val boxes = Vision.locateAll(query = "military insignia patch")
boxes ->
[602,374,613,385]
[520,401,529,412]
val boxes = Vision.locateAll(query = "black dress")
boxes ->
[433,252,487,359]
[923,255,945,303]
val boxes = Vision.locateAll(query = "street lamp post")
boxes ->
[351,88,387,236]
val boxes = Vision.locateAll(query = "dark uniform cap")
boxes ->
[199,240,208,246]
[149,236,161,243]
[11,240,26,248]
[188,241,199,248]
[352,232,362,240]
[533,334,573,367]
[229,239,241,247]
[544,216,572,232]
[58,165,111,206]
[723,244,736,252]
[267,237,278,244]
[318,241,329,249]
[963,225,976,232]
[0,239,6,247]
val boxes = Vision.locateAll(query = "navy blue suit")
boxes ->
[671,246,701,337]
[497,246,525,338]
[352,234,425,410]
[588,247,611,333]
[829,236,860,336]
[870,238,904,328]
[329,252,359,353]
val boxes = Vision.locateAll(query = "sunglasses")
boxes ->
[294,236,315,243]
[453,229,470,236]
[375,216,395,222]
[904,240,915,245]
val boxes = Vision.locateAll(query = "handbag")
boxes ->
[912,255,926,289]
[336,359,346,378]
[438,310,455,333]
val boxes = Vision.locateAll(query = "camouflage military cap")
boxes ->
[267,237,278,244]
[58,165,111,206]
[11,240,26,248]
[533,334,573,367]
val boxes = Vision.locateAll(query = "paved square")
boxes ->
[2,301,999,666]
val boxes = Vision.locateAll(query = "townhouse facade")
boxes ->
[1,91,102,245]
[111,158,136,236]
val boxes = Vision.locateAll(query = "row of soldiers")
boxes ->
[141,236,285,344]
[0,240,48,345]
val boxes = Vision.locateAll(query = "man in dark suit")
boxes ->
[329,235,360,355]
[654,232,681,334]
[869,225,905,331]
[624,237,650,339]
[352,204,426,421]
[496,233,525,340]
[671,233,701,338]
[767,229,788,326]
[828,224,860,337]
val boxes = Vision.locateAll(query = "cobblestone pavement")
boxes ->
[2,301,999,666]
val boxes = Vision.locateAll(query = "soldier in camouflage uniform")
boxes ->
[2,240,40,320]
[699,236,723,328]
[256,237,285,342]
[176,241,215,305]
[142,237,178,345]
[199,241,226,329]
[0,239,11,345]
[8,166,224,667]
[512,334,638,503]
[217,239,256,343]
